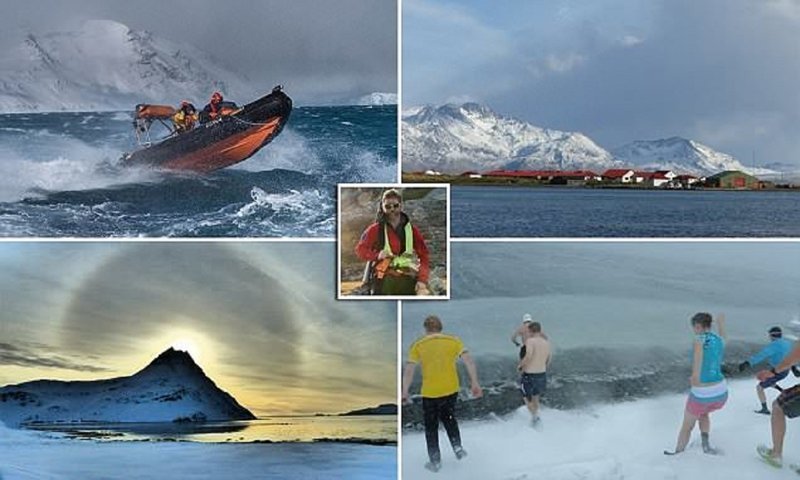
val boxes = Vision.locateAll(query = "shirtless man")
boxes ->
[517,321,551,427]
[511,313,540,359]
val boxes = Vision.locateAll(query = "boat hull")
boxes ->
[124,88,292,173]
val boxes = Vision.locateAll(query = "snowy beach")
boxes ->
[0,423,396,479]
[402,379,798,479]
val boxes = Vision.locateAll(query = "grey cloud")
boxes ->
[61,243,303,377]
[407,0,800,167]
[0,242,397,412]
[0,342,110,374]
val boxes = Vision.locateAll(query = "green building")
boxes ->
[704,170,760,189]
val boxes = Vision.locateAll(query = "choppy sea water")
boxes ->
[451,186,800,237]
[0,105,396,237]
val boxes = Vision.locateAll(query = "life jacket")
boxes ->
[382,221,415,270]
[172,110,196,132]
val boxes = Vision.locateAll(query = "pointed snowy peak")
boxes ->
[403,102,617,173]
[0,348,255,426]
[405,102,498,124]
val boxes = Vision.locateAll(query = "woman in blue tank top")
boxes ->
[665,312,728,456]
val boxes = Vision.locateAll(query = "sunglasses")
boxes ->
[383,202,401,210]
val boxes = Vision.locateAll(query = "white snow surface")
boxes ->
[0,20,253,113]
[402,103,618,173]
[612,137,779,177]
[355,92,398,106]
[403,379,799,479]
[0,349,253,426]
[0,422,396,479]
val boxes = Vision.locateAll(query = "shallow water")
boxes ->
[27,415,396,443]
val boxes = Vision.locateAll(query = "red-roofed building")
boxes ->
[602,169,635,183]
[676,174,699,187]
[649,170,676,187]
[482,169,600,185]
[483,170,556,180]
[633,171,653,183]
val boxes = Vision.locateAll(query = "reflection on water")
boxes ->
[27,415,396,444]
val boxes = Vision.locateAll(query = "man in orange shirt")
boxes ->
[402,315,483,472]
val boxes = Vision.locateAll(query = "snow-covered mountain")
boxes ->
[403,103,784,177]
[0,348,255,427]
[612,137,778,176]
[0,20,252,113]
[402,103,618,173]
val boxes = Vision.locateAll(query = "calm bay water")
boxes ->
[29,415,396,444]
[451,186,800,237]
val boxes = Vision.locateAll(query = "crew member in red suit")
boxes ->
[355,188,430,295]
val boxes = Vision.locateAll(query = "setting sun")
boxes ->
[171,338,201,360]
[151,324,215,367]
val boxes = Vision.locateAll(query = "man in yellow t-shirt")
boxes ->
[402,315,483,472]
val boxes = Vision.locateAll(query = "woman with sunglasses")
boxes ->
[355,189,430,295]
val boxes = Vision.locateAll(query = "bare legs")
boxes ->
[673,410,698,453]
[769,401,786,460]
[698,413,710,436]
[758,400,786,467]
[524,396,540,418]
[669,411,714,454]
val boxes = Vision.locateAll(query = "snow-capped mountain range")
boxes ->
[403,103,616,173]
[0,348,255,427]
[612,137,777,176]
[0,19,253,113]
[403,103,778,176]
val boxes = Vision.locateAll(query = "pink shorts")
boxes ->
[686,396,727,416]
[685,382,728,417]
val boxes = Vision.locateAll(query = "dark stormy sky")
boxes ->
[3,0,397,105]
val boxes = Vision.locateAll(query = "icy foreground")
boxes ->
[403,379,799,479]
[0,423,396,479]
[0,348,254,426]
